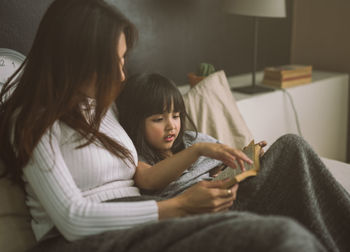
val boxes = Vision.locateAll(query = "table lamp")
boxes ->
[223,0,286,94]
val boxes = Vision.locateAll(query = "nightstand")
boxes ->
[230,70,349,162]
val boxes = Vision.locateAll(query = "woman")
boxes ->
[0,0,330,251]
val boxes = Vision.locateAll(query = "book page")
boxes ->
[212,141,260,187]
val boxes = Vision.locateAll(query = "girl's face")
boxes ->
[144,103,181,155]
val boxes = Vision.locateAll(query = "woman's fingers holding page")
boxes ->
[258,140,267,147]
[257,140,267,157]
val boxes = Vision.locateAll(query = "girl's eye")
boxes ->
[173,113,180,119]
[152,118,163,122]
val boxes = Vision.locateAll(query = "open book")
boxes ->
[212,140,261,188]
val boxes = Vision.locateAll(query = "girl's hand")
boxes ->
[257,140,267,157]
[194,142,253,171]
[171,180,239,216]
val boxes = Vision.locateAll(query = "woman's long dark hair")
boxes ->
[117,73,197,164]
[0,0,137,185]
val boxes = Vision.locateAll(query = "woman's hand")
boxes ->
[194,142,253,171]
[157,180,239,219]
[257,140,267,157]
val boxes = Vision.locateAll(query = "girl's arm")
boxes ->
[134,142,252,190]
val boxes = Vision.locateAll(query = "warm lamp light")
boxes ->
[223,0,286,94]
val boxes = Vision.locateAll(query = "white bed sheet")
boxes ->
[322,157,350,193]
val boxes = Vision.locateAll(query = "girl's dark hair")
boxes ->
[0,0,137,185]
[117,73,197,164]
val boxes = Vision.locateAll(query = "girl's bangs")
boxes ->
[165,94,184,114]
[144,85,184,116]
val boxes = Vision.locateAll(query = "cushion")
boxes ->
[183,70,253,149]
[0,162,36,252]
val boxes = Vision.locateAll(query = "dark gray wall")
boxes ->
[0,0,293,85]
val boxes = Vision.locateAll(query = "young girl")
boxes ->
[117,72,350,252]
[117,73,247,198]
[2,1,327,252]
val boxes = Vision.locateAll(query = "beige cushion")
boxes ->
[0,163,36,252]
[183,70,253,149]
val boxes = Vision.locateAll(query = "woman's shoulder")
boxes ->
[183,131,219,146]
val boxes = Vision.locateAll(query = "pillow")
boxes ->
[0,162,36,252]
[183,70,253,149]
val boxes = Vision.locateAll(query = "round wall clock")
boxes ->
[0,48,26,85]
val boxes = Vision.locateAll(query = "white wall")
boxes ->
[291,0,350,162]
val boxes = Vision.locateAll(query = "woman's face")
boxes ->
[83,33,127,99]
[111,32,127,100]
[117,32,127,82]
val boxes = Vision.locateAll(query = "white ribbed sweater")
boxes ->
[22,106,158,241]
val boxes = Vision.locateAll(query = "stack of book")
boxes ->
[262,65,312,88]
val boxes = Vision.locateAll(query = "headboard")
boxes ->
[0,0,292,85]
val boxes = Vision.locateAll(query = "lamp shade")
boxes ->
[223,0,286,18]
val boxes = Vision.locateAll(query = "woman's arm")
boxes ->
[24,122,158,241]
[134,142,252,190]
